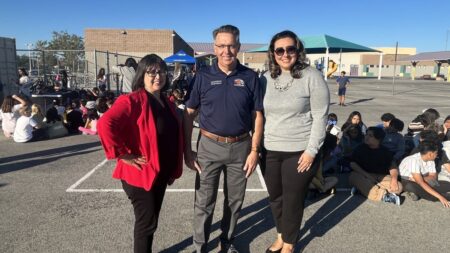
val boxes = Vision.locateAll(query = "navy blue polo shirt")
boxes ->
[185,61,263,136]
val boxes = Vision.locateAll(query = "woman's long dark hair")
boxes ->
[132,54,169,92]
[19,67,28,76]
[268,30,309,79]
[342,111,364,132]
[1,96,14,113]
[125,57,137,70]
[97,68,105,79]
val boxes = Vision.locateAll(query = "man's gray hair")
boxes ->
[212,25,240,45]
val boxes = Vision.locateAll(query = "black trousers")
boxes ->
[122,178,168,253]
[402,179,450,201]
[260,149,319,244]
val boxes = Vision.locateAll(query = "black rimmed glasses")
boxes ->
[274,46,298,56]
[146,69,167,77]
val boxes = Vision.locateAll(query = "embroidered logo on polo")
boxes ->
[233,79,245,87]
[211,80,222,86]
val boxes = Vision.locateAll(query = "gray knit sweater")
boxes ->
[261,67,330,156]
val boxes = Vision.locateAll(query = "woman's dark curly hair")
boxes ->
[268,30,309,79]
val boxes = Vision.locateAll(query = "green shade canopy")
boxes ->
[247,34,380,54]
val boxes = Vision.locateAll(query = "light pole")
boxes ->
[26,43,33,72]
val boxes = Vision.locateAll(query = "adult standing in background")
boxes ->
[16,68,32,98]
[97,68,107,90]
[260,30,329,253]
[112,57,137,94]
[97,54,184,253]
[184,24,263,253]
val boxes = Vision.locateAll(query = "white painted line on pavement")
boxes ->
[67,188,267,193]
[255,165,267,191]
[66,159,108,192]
[67,158,267,193]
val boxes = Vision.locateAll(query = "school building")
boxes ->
[84,28,449,80]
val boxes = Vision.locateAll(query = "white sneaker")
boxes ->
[438,169,450,182]
[382,193,400,206]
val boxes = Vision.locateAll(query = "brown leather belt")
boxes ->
[200,129,249,143]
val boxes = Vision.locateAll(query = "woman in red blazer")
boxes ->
[97,54,184,253]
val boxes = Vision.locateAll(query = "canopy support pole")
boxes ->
[378,52,383,80]
[324,47,329,80]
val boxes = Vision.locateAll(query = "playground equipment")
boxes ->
[327,60,338,78]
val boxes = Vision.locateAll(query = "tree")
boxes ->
[33,31,84,73]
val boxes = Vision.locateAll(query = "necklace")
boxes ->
[274,77,294,92]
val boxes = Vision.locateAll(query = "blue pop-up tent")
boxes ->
[164,50,196,64]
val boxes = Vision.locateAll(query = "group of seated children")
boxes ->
[323,109,450,207]
[0,94,112,143]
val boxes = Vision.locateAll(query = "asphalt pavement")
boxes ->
[1,78,450,253]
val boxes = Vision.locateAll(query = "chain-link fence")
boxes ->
[15,49,141,92]
[88,50,142,91]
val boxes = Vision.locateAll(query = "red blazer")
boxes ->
[97,88,184,191]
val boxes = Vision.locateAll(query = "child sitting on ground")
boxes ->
[382,118,405,166]
[65,102,84,134]
[78,109,99,135]
[322,113,341,174]
[31,104,45,129]
[376,112,395,129]
[13,106,46,142]
[0,94,27,138]
[44,107,68,139]
[349,127,402,205]
[338,124,364,172]
[439,141,450,181]
[399,141,450,207]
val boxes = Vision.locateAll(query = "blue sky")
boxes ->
[1,0,449,53]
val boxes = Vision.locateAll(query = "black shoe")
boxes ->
[220,243,239,253]
[266,247,282,253]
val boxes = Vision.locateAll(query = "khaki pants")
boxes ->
[349,172,403,201]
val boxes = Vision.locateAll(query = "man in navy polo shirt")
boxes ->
[183,24,263,253]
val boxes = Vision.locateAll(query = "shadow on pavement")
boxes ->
[160,193,366,253]
[348,97,374,105]
[296,193,366,252]
[0,141,101,165]
[0,146,101,174]
[160,198,273,253]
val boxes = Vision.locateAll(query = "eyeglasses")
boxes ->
[215,44,239,50]
[146,70,167,77]
[274,46,297,56]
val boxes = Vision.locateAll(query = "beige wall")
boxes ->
[240,52,267,70]
[85,28,193,56]
[84,29,194,87]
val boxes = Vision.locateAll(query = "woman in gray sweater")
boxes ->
[260,30,330,253]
